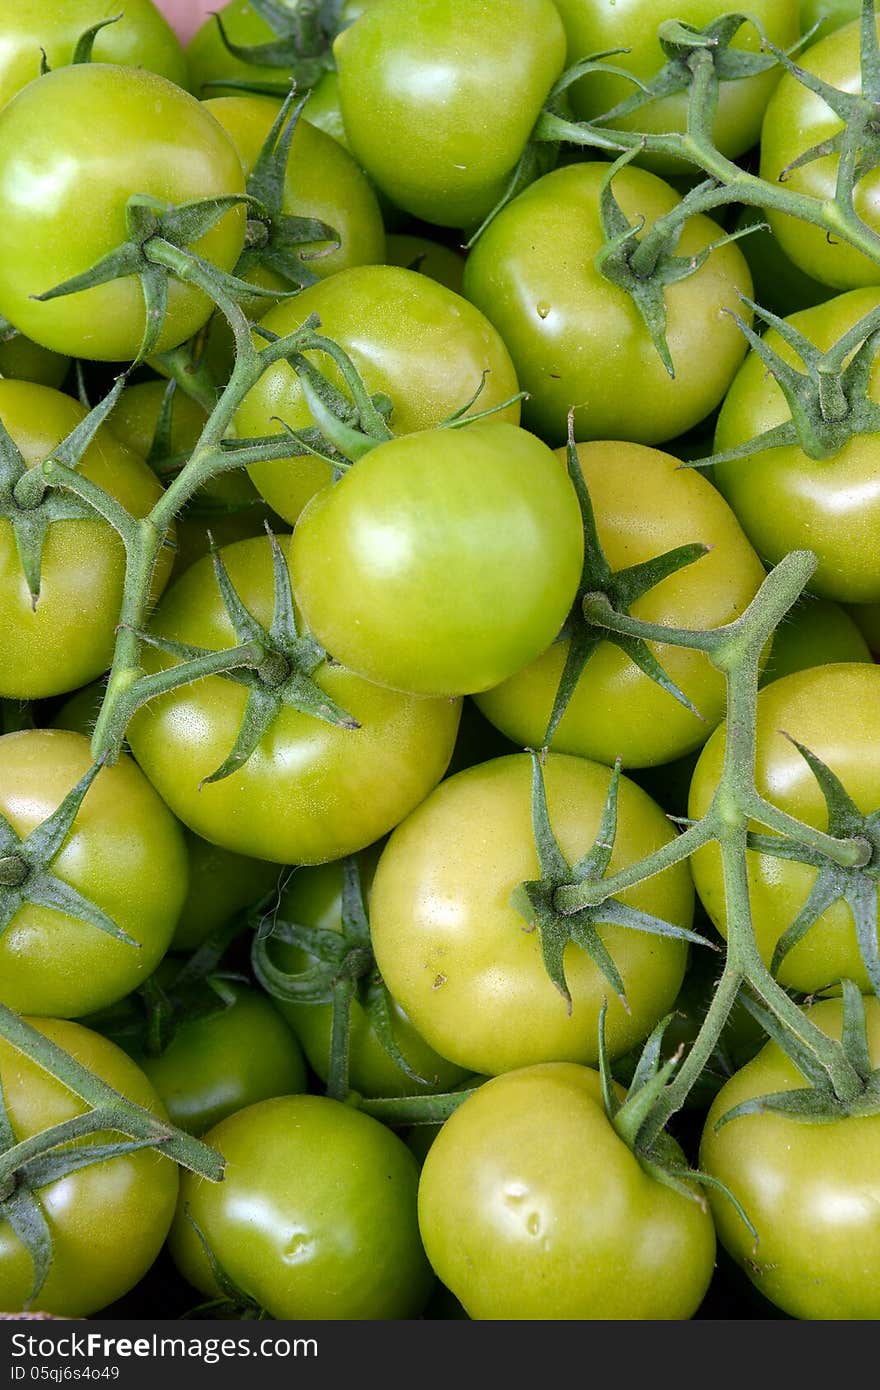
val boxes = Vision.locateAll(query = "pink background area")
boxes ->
[153,0,219,45]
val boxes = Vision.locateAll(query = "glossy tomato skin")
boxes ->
[689,664,880,994]
[204,95,386,286]
[714,290,880,603]
[234,264,521,526]
[170,1094,434,1319]
[0,730,188,1018]
[0,1018,179,1317]
[463,162,753,446]
[384,235,465,294]
[129,982,308,1136]
[271,855,469,1098]
[290,422,584,698]
[761,21,880,289]
[370,754,694,1075]
[475,441,766,768]
[0,0,189,110]
[552,0,799,166]
[800,0,861,41]
[0,65,245,361]
[334,0,566,228]
[701,996,880,1320]
[0,382,172,701]
[127,536,462,865]
[418,1063,715,1319]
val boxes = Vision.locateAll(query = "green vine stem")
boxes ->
[554,549,869,1136]
[0,1006,223,1193]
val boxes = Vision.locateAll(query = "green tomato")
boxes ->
[714,290,880,603]
[0,64,245,361]
[171,832,280,952]
[689,664,880,994]
[269,853,468,1098]
[204,94,385,287]
[846,601,880,654]
[0,333,69,390]
[186,0,366,98]
[290,422,584,698]
[234,264,521,526]
[169,1093,434,1318]
[551,0,799,167]
[129,981,308,1136]
[369,753,695,1075]
[463,162,753,446]
[0,0,189,111]
[701,995,880,1320]
[334,0,566,228]
[127,535,462,865]
[734,206,834,318]
[418,1062,716,1319]
[760,20,880,289]
[475,440,766,768]
[0,1018,179,1317]
[385,234,465,294]
[0,381,172,701]
[759,596,872,686]
[0,729,188,1018]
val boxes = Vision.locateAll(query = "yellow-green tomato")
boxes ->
[689,664,880,994]
[475,440,766,768]
[0,730,188,1019]
[370,754,695,1075]
[290,422,584,698]
[270,855,468,1098]
[0,0,189,111]
[334,0,566,228]
[204,95,386,286]
[127,536,462,864]
[701,996,880,1320]
[760,20,880,289]
[234,264,521,526]
[130,982,308,1135]
[714,290,880,603]
[0,65,246,361]
[0,1018,179,1317]
[0,381,172,700]
[418,1063,716,1319]
[552,0,799,167]
[463,162,753,447]
[170,1094,434,1319]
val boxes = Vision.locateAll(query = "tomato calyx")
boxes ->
[746,736,880,991]
[0,757,139,951]
[236,87,342,291]
[0,1008,224,1307]
[211,0,348,91]
[716,980,880,1126]
[698,296,880,470]
[545,418,710,747]
[138,529,359,786]
[252,856,433,1100]
[509,752,713,1015]
[0,373,128,607]
[767,3,880,199]
[593,151,757,376]
[37,13,124,73]
[596,1002,758,1232]
[34,192,272,365]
